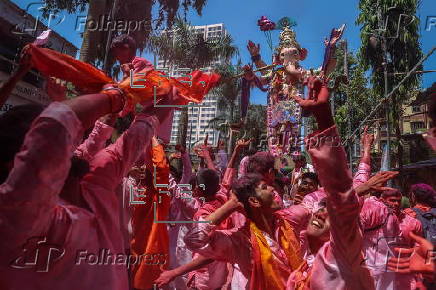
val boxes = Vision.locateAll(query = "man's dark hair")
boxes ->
[301,172,319,186]
[0,104,45,166]
[196,169,220,197]
[247,152,275,175]
[110,34,136,54]
[246,148,257,157]
[381,188,402,198]
[232,173,263,212]
[410,183,436,207]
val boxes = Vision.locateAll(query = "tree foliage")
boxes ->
[42,0,208,65]
[147,18,238,146]
[356,0,423,168]
[331,44,377,138]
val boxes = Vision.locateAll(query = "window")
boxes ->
[411,122,425,130]
[412,106,421,113]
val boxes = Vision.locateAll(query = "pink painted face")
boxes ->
[382,195,402,213]
[306,207,330,241]
[254,180,281,211]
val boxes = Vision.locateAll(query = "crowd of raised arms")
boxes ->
[0,34,435,290]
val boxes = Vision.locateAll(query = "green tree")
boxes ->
[357,0,423,169]
[42,0,208,68]
[330,44,376,139]
[147,18,238,147]
[210,62,243,124]
[244,104,267,148]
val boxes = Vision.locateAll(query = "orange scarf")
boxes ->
[27,44,220,105]
[130,145,170,289]
[249,218,303,290]
[292,260,312,290]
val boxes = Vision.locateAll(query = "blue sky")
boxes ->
[13,0,436,104]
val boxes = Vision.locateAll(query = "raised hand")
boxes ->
[292,78,333,131]
[387,232,435,278]
[355,171,399,196]
[361,126,375,152]
[154,269,177,287]
[229,189,244,211]
[247,40,261,56]
[235,138,251,149]
[194,144,211,158]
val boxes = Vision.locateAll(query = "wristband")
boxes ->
[100,87,126,113]
[251,54,261,62]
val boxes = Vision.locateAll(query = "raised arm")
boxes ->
[301,85,374,288]
[155,255,213,287]
[0,87,126,248]
[184,194,245,263]
[0,46,32,108]
[353,126,374,187]
[177,145,192,185]
[194,144,217,171]
[74,114,116,161]
[83,113,158,192]
[247,41,268,72]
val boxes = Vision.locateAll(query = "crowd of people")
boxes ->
[0,34,435,290]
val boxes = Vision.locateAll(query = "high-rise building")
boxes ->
[156,23,227,148]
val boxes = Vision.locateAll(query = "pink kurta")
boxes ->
[287,125,374,290]
[188,168,239,290]
[185,195,309,288]
[360,197,423,290]
[0,102,157,290]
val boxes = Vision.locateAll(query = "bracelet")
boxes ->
[100,87,127,113]
[251,54,261,62]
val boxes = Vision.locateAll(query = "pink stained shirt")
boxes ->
[287,125,375,290]
[360,197,423,290]
[185,194,310,289]
[0,102,158,290]
[301,161,371,213]
[74,119,114,162]
[187,168,240,290]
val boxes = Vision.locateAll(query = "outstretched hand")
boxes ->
[235,138,251,149]
[361,126,375,152]
[194,144,211,158]
[154,269,176,287]
[229,190,244,212]
[355,171,399,196]
[293,78,333,131]
[247,40,260,56]
[387,231,435,279]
